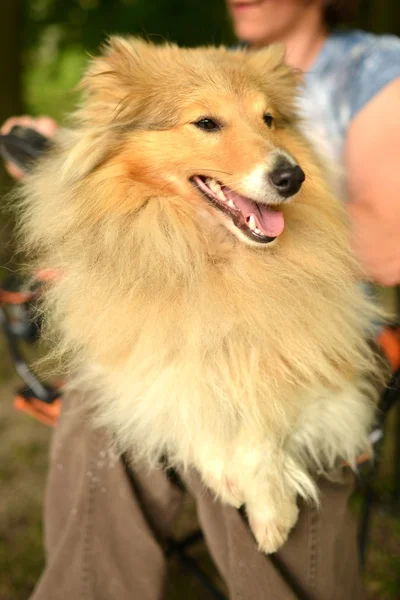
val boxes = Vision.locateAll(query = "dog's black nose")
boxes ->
[269,163,305,198]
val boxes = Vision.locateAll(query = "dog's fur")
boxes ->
[18,38,382,552]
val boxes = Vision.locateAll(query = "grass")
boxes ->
[0,369,50,600]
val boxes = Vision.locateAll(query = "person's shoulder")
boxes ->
[340,29,400,62]
[328,29,400,120]
[324,29,400,67]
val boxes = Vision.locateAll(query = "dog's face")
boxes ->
[77,38,307,247]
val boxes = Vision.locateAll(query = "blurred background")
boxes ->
[0,1,400,599]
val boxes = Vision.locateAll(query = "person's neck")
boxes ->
[281,23,328,71]
[250,13,328,72]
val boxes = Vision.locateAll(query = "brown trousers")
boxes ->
[30,392,366,600]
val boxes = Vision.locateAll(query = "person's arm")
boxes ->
[1,115,58,179]
[345,77,400,286]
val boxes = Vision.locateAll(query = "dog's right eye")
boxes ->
[193,118,221,132]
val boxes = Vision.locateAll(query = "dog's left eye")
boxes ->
[263,114,274,128]
[193,118,221,132]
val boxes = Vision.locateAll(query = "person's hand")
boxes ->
[1,115,58,180]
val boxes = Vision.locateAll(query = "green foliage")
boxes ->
[24,46,87,118]
[24,0,234,55]
[23,0,234,119]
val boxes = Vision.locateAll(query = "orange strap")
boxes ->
[14,394,61,427]
[377,326,400,372]
[0,289,36,304]
[354,450,373,466]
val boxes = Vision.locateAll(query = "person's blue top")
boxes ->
[298,29,400,195]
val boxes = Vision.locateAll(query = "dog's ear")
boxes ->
[56,38,153,183]
[247,43,302,123]
[248,43,287,72]
[77,36,155,125]
[76,36,183,131]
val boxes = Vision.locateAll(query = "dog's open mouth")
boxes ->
[191,175,284,244]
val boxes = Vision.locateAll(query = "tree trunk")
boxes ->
[0,0,22,125]
[0,0,23,264]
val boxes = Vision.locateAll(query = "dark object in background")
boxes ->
[324,0,360,27]
[0,125,50,174]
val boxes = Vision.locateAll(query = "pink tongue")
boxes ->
[224,189,284,238]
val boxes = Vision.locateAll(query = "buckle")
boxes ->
[14,387,61,427]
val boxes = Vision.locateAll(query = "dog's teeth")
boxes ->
[205,177,232,206]
[248,215,256,230]
[209,179,222,195]
[254,228,262,234]
[217,189,227,202]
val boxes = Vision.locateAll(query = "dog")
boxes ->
[18,37,382,553]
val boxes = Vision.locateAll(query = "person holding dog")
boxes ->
[227,0,400,286]
[2,1,400,598]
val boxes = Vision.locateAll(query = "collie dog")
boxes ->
[19,38,381,553]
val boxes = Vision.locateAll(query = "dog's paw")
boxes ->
[247,502,299,554]
[202,471,244,508]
